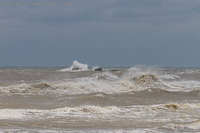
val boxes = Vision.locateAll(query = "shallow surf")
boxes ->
[0,63,200,132]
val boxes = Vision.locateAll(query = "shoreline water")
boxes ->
[0,63,200,132]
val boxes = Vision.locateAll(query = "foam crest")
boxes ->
[0,106,119,120]
[185,121,200,129]
[0,109,25,119]
[124,70,171,91]
[163,121,200,131]
[176,70,200,75]
[52,80,128,94]
[60,60,88,72]
[0,83,53,95]
[0,77,199,95]
[1,103,200,133]
[122,66,158,80]
[1,67,200,95]
[167,80,200,92]
[0,84,30,94]
[53,106,118,114]
[155,103,200,111]
[132,74,159,87]
[122,67,200,92]
[90,72,119,81]
[159,74,180,80]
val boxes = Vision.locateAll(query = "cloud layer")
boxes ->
[0,0,200,66]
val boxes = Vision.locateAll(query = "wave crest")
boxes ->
[60,60,88,72]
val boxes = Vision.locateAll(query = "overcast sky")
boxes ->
[0,0,200,67]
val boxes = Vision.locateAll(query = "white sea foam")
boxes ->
[52,80,130,94]
[52,106,118,114]
[1,102,200,133]
[0,109,25,119]
[0,83,29,94]
[0,128,161,133]
[60,60,88,72]
[163,121,200,131]
[92,66,101,70]
[176,70,200,75]
[159,74,180,80]
[1,67,200,132]
[90,72,119,81]
[1,67,200,95]
[0,77,198,95]
[121,66,158,79]
[0,106,119,120]
[167,80,200,92]
[185,121,200,129]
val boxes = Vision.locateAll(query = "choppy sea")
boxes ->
[0,62,200,132]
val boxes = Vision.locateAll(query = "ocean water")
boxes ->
[0,62,200,132]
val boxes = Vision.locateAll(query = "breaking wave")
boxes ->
[60,60,89,72]
[0,105,118,120]
[1,67,200,95]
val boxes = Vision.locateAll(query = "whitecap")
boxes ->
[59,60,88,72]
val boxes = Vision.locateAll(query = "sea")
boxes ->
[0,61,200,132]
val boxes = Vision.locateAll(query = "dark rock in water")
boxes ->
[94,68,102,71]
[72,67,80,71]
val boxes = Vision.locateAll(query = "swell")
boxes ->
[1,102,200,131]
[0,67,200,96]
[134,87,200,95]
[0,77,200,96]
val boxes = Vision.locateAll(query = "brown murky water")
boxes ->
[0,66,200,132]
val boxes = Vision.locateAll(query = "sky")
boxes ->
[0,0,200,67]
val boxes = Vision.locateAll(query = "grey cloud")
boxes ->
[1,0,200,66]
